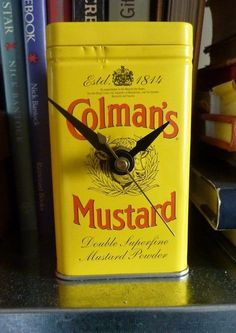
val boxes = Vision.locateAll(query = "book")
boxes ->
[72,0,106,21]
[0,0,37,231]
[108,0,151,21]
[21,0,54,234]
[201,113,236,152]
[0,111,8,161]
[149,0,159,21]
[0,110,12,238]
[190,160,236,230]
[0,50,5,109]
[156,0,165,21]
[47,0,72,23]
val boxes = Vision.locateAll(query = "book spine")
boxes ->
[21,0,54,234]
[47,0,72,23]
[108,0,151,21]
[156,0,164,21]
[0,111,12,237]
[0,50,6,109]
[219,189,236,228]
[0,0,37,230]
[72,0,106,21]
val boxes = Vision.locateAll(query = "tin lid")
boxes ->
[46,22,192,48]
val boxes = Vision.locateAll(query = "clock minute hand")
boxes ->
[129,121,169,157]
[97,132,175,237]
[127,172,175,237]
[48,98,112,157]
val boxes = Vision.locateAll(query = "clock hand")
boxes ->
[127,172,175,237]
[48,98,112,158]
[98,132,175,237]
[129,121,169,157]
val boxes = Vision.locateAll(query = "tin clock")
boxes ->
[46,22,193,279]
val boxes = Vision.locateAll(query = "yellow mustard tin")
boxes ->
[46,22,193,279]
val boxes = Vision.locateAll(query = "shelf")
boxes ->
[0,204,236,332]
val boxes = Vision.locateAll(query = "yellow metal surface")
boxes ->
[46,22,193,279]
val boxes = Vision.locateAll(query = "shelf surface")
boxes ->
[0,204,236,332]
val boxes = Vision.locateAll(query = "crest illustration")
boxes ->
[112,66,134,86]
[86,137,159,196]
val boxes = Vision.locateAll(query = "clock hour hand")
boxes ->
[48,98,112,157]
[129,121,169,157]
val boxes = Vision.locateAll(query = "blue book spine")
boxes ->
[21,0,54,234]
[0,0,37,230]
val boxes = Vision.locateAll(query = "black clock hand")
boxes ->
[129,121,169,157]
[127,172,175,237]
[48,98,112,157]
[98,132,175,237]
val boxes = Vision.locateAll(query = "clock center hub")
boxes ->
[114,157,130,173]
[110,148,134,175]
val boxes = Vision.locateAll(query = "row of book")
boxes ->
[48,0,202,26]
[0,0,205,243]
[0,1,52,240]
[0,110,12,239]
[190,0,236,252]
